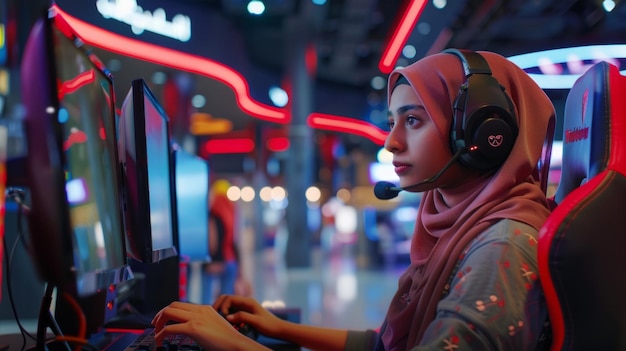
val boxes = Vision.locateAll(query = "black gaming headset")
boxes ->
[444,48,518,170]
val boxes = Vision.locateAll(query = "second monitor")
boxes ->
[118,78,179,264]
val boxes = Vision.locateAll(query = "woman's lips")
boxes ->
[393,162,411,175]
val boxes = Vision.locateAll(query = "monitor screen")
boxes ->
[119,78,178,264]
[174,146,210,262]
[20,13,131,298]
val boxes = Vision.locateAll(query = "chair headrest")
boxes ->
[554,61,626,203]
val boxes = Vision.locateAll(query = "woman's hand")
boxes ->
[213,295,287,339]
[151,301,270,351]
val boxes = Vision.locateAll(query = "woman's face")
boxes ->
[384,84,462,192]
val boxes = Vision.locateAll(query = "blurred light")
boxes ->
[247,1,266,15]
[335,205,357,234]
[107,58,122,71]
[312,0,327,4]
[262,207,282,226]
[267,137,290,152]
[191,94,206,108]
[394,206,418,222]
[507,45,626,89]
[66,178,88,204]
[305,186,321,202]
[401,45,417,59]
[336,188,351,203]
[336,274,356,301]
[151,71,167,85]
[402,45,417,59]
[550,141,563,168]
[266,156,281,176]
[240,186,256,202]
[369,162,399,183]
[260,300,286,309]
[271,186,287,201]
[537,57,562,75]
[603,0,616,12]
[308,113,388,146]
[269,198,288,210]
[321,197,342,217]
[433,0,447,9]
[370,76,386,90]
[203,138,254,154]
[377,148,393,163]
[417,22,430,35]
[190,113,233,135]
[226,186,241,201]
[269,86,289,107]
[212,179,231,195]
[259,186,273,202]
[58,108,70,123]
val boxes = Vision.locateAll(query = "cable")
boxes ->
[3,188,37,350]
[61,292,87,341]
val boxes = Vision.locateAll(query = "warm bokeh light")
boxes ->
[271,186,286,201]
[336,188,351,203]
[226,186,241,201]
[305,186,321,203]
[240,186,256,202]
[259,186,273,202]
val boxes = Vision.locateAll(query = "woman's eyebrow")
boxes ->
[387,104,425,116]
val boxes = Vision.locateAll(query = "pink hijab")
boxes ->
[380,50,555,349]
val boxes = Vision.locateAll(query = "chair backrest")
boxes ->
[538,61,626,350]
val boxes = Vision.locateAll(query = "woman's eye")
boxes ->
[386,121,395,130]
[406,116,420,127]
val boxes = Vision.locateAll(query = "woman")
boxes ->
[151,49,555,351]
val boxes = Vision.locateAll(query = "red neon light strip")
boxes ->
[52,4,391,145]
[307,113,388,146]
[58,69,95,99]
[267,137,290,152]
[51,5,288,124]
[205,138,255,154]
[378,0,428,74]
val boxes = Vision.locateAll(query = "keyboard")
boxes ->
[123,328,201,351]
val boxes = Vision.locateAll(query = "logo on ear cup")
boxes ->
[488,135,503,147]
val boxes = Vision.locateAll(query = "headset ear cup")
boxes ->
[461,109,516,169]
[446,49,519,170]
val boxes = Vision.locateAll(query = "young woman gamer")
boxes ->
[151,49,556,351]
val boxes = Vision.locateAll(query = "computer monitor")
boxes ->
[118,79,179,264]
[21,10,130,300]
[174,145,210,262]
[20,10,132,342]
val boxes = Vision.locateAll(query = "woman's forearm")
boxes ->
[275,320,348,351]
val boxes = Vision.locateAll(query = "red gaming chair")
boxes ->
[538,61,626,350]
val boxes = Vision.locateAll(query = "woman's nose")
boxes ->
[384,128,404,153]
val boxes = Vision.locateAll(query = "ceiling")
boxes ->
[91,0,626,152]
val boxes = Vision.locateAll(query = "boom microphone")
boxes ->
[374,149,465,200]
